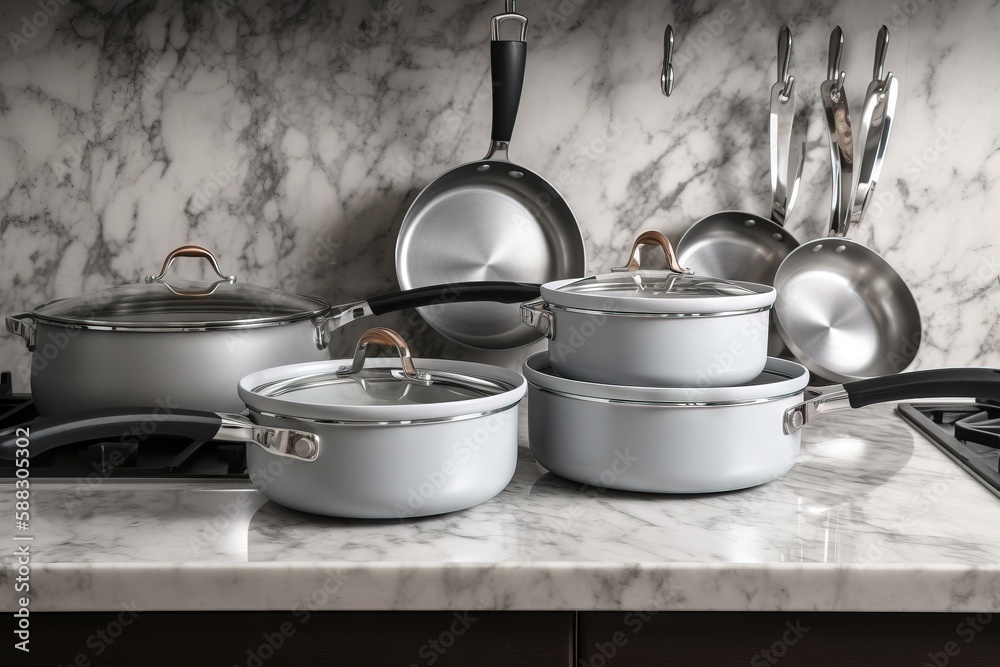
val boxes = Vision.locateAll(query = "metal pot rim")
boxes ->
[523,352,809,405]
[26,297,330,332]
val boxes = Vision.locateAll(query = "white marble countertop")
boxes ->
[2,403,999,613]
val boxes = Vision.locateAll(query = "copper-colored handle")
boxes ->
[621,230,692,274]
[145,245,236,285]
[337,327,426,380]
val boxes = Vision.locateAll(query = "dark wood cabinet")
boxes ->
[10,612,574,667]
[578,612,1000,666]
[10,610,999,666]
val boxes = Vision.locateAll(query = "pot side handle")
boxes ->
[6,313,36,351]
[0,409,319,462]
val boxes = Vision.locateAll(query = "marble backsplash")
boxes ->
[0,0,997,391]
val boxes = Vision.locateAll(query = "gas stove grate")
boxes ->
[897,402,1000,498]
[0,371,248,479]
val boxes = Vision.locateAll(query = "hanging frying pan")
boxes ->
[774,26,921,383]
[676,26,804,356]
[394,2,586,350]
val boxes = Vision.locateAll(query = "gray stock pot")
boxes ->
[5,245,539,415]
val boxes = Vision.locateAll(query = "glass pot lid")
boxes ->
[250,327,516,408]
[30,246,329,330]
[541,230,775,314]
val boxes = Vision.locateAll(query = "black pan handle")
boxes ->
[490,14,527,144]
[0,408,223,460]
[845,368,1000,408]
[367,281,540,316]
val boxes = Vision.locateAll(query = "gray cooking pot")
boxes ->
[5,245,540,415]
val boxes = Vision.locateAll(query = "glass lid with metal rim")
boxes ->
[30,246,329,330]
[250,328,517,407]
[240,328,527,424]
[540,230,775,314]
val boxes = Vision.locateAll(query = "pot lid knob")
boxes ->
[337,327,430,382]
[145,245,237,294]
[614,230,693,274]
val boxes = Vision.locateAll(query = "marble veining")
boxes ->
[2,404,1000,612]
[1,0,1000,389]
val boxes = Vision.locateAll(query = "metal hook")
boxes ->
[872,25,890,86]
[827,26,845,88]
[661,24,675,97]
[777,26,793,99]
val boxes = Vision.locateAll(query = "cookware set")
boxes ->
[1,14,988,514]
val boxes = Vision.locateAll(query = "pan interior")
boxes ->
[677,214,799,285]
[774,242,921,380]
[397,162,585,349]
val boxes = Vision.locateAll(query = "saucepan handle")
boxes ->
[844,368,1000,408]
[0,409,318,462]
[368,281,540,315]
[314,281,541,350]
[784,368,1000,434]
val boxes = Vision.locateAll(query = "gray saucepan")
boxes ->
[524,352,1000,494]
[0,328,527,519]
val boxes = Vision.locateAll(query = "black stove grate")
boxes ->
[897,402,1000,498]
[0,371,248,479]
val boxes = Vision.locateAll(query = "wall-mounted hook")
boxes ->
[872,25,890,87]
[661,25,675,97]
[777,26,793,99]
[827,26,845,90]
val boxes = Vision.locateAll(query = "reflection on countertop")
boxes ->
[2,404,999,613]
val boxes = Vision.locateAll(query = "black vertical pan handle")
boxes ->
[491,38,527,144]
[367,282,540,316]
[0,409,223,460]
[845,368,1000,408]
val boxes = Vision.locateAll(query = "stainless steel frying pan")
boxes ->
[676,27,804,285]
[395,3,586,350]
[676,27,804,356]
[774,27,921,383]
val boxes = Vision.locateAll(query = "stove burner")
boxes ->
[898,402,1000,497]
[0,371,248,479]
[954,411,1000,449]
